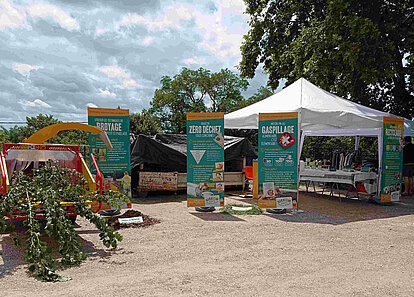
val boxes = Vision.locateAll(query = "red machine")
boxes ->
[0,143,129,221]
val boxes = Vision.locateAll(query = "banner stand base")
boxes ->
[266,208,286,214]
[99,209,121,216]
[195,207,216,212]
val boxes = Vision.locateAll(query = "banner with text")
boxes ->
[380,117,404,203]
[88,107,131,198]
[187,112,224,207]
[258,112,298,209]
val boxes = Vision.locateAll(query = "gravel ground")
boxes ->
[1,192,414,297]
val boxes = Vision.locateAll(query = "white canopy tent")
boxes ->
[404,119,414,137]
[226,77,398,131]
[225,78,408,154]
[225,78,408,196]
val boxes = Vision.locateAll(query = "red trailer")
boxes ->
[0,143,131,221]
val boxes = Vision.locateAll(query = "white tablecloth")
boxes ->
[300,169,377,187]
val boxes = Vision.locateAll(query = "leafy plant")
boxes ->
[220,204,263,215]
[0,161,129,281]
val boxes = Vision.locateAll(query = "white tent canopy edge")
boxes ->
[225,78,410,162]
[225,78,409,197]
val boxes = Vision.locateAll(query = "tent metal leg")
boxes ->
[336,183,341,202]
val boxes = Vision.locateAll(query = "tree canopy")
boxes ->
[1,114,88,145]
[150,67,249,133]
[240,0,414,118]
[129,110,162,138]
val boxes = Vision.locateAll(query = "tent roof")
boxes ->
[405,119,414,136]
[225,78,399,132]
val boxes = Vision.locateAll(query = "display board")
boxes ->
[380,117,404,202]
[139,172,178,192]
[88,107,131,198]
[186,112,224,207]
[258,112,298,209]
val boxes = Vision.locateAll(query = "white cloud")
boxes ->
[184,57,204,66]
[0,1,80,31]
[21,98,51,108]
[116,1,249,63]
[99,89,116,98]
[142,36,154,46]
[13,63,39,75]
[33,99,51,108]
[100,65,129,79]
[23,101,36,107]
[100,65,140,89]
[195,1,249,61]
[95,27,107,36]
[122,79,140,89]
[86,102,98,108]
[27,2,79,31]
[0,0,26,30]
[219,0,247,16]
[117,3,194,30]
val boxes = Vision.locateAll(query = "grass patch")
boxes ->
[220,204,262,215]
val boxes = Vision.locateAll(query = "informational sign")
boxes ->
[380,117,404,202]
[187,112,224,207]
[258,112,298,209]
[139,172,178,192]
[88,107,131,198]
[118,216,143,224]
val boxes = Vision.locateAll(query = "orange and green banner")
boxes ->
[88,107,131,198]
[186,112,224,207]
[380,117,404,202]
[258,112,298,209]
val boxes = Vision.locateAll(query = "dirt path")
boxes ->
[1,193,414,297]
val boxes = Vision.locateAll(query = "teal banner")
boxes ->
[88,107,131,198]
[258,112,298,209]
[186,112,224,207]
[380,117,404,202]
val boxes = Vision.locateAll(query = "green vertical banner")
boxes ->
[380,116,404,202]
[258,112,298,209]
[88,107,131,198]
[187,112,224,207]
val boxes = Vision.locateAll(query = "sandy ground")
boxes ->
[1,192,414,297]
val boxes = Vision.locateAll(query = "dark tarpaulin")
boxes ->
[130,134,257,173]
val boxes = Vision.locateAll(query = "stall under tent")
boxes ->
[225,78,406,199]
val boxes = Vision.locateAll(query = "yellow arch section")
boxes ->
[23,122,113,149]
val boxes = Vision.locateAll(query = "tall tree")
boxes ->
[151,67,249,133]
[236,86,273,109]
[204,68,249,112]
[130,110,162,138]
[240,0,414,118]
[2,114,87,145]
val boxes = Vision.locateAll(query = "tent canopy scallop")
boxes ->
[225,78,402,133]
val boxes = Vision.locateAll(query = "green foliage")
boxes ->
[0,161,129,281]
[220,204,263,215]
[130,110,162,137]
[0,128,10,143]
[236,86,273,109]
[301,136,378,161]
[151,67,249,133]
[240,0,414,118]
[1,114,87,145]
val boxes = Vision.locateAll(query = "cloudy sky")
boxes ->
[0,0,268,125]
